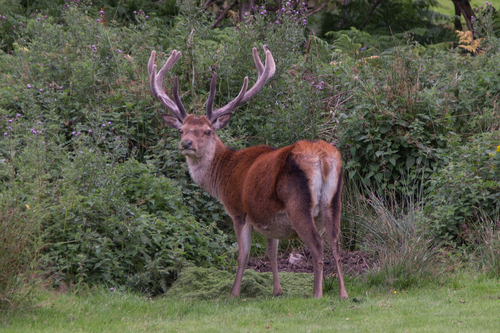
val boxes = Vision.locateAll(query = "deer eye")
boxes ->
[179,129,184,134]
[204,130,211,136]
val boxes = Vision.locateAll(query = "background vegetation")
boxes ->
[0,0,499,311]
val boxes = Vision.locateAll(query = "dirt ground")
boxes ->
[247,249,375,278]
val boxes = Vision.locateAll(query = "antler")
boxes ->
[149,46,275,123]
[206,45,276,121]
[148,50,188,122]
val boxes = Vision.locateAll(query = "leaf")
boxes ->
[406,156,415,169]
[379,126,391,134]
[25,204,31,210]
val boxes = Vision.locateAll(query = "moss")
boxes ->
[166,267,314,300]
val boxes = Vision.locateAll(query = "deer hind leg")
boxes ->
[323,171,348,299]
[284,205,324,299]
[267,238,283,296]
[230,214,252,298]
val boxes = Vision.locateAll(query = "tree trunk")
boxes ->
[452,0,475,33]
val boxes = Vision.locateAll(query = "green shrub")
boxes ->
[424,131,500,244]
[319,0,456,46]
[337,44,450,193]
[0,114,234,294]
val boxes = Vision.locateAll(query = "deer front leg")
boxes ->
[267,238,283,296]
[230,215,252,298]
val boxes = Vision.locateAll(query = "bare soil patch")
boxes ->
[248,250,374,277]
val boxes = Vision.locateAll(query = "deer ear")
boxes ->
[161,113,183,129]
[212,113,232,131]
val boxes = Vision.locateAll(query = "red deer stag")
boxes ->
[148,46,347,299]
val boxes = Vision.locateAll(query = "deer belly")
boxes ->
[251,209,326,240]
[251,211,298,240]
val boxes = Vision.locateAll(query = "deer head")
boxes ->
[148,46,275,159]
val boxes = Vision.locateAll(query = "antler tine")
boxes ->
[173,76,187,119]
[208,77,249,120]
[239,45,275,105]
[148,50,188,121]
[206,72,218,121]
[210,45,275,120]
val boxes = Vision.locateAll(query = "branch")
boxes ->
[361,0,382,29]
[304,0,330,18]
[210,0,238,29]
[202,0,216,11]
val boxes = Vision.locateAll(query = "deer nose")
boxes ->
[181,140,193,150]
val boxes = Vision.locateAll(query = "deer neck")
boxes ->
[184,135,230,199]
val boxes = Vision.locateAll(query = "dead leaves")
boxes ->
[456,30,483,55]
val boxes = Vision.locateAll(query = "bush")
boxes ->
[424,131,500,244]
[337,43,450,194]
[319,0,456,46]
[0,111,233,295]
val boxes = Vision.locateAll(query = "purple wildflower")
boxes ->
[27,84,31,89]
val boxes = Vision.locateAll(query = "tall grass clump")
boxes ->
[345,186,447,289]
[0,207,41,310]
[473,216,500,278]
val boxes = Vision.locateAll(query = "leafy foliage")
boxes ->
[336,44,450,193]
[0,115,233,295]
[424,132,500,243]
[319,0,456,46]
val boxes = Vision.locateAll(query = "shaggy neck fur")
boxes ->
[185,135,230,199]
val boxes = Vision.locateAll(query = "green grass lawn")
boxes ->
[2,273,499,332]
[433,0,500,16]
